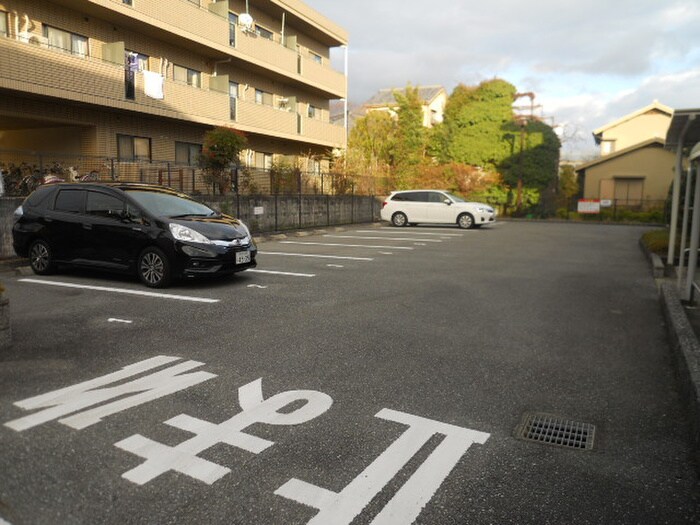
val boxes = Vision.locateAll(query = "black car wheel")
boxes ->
[138,247,171,288]
[29,239,56,275]
[391,212,408,227]
[457,213,475,229]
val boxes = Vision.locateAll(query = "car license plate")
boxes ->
[236,250,251,265]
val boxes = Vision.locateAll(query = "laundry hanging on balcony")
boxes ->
[143,70,164,100]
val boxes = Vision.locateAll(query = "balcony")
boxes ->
[300,56,345,98]
[235,98,298,137]
[299,115,346,147]
[0,36,229,125]
[92,0,230,48]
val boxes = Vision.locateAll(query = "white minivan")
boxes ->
[380,190,496,229]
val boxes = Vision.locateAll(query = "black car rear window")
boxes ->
[54,189,85,213]
[24,186,55,210]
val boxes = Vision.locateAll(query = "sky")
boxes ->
[303,0,700,160]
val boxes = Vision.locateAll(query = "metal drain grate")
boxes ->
[515,413,595,450]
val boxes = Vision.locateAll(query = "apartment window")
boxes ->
[43,25,88,57]
[117,135,151,161]
[125,50,149,71]
[0,12,8,37]
[307,105,319,119]
[175,142,202,166]
[173,64,201,88]
[228,12,238,46]
[122,0,133,5]
[255,24,273,40]
[254,152,273,170]
[255,89,272,106]
[309,51,322,65]
[229,81,239,120]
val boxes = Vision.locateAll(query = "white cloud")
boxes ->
[305,0,700,157]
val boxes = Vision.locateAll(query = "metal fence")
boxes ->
[559,198,668,223]
[0,149,388,197]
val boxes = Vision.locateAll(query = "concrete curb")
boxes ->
[659,282,700,465]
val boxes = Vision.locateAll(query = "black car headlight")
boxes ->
[169,223,211,244]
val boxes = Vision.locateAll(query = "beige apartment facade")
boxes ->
[0,0,348,179]
[576,102,675,204]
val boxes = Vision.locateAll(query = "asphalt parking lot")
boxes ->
[1,221,699,524]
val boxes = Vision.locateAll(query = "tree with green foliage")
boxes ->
[559,163,579,199]
[392,86,427,188]
[438,79,517,168]
[348,110,396,178]
[199,127,247,195]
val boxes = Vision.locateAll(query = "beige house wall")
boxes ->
[583,144,675,201]
[598,109,672,154]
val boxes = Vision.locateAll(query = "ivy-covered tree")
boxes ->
[439,79,517,168]
[199,127,247,195]
[499,119,561,213]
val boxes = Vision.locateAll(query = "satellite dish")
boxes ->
[239,13,254,29]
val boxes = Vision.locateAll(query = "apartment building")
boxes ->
[0,0,348,180]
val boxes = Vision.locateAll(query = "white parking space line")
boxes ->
[359,230,463,237]
[108,318,133,324]
[247,269,316,277]
[280,241,414,250]
[378,227,467,233]
[325,234,442,243]
[18,279,220,303]
[259,251,374,261]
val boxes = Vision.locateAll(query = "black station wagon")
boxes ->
[12,182,257,288]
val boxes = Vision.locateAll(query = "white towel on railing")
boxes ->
[143,71,164,99]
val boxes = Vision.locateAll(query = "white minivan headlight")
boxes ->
[169,223,211,244]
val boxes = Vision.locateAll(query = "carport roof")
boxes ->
[665,109,700,150]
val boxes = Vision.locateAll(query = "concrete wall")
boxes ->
[0,194,382,259]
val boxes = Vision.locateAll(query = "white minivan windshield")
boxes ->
[444,192,465,203]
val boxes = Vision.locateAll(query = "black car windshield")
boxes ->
[125,190,216,218]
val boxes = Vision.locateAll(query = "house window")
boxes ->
[0,12,8,37]
[175,142,202,166]
[601,140,615,155]
[228,12,238,46]
[255,88,272,106]
[43,25,88,57]
[255,24,273,40]
[173,64,201,88]
[309,51,322,65]
[117,134,151,161]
